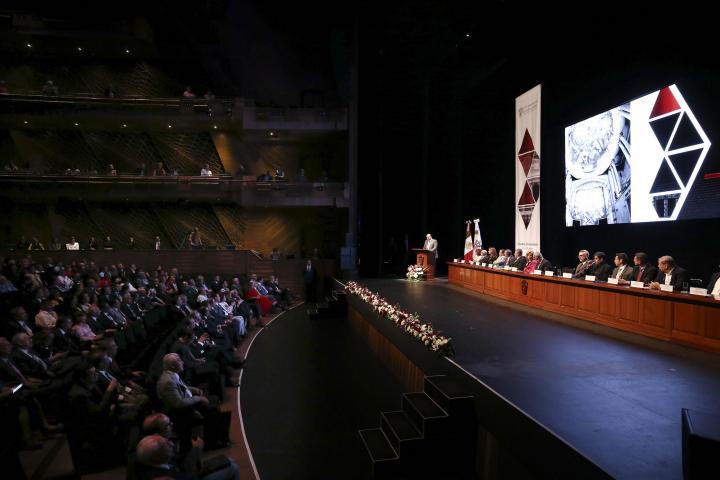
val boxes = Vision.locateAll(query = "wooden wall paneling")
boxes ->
[673,303,705,336]
[639,297,673,334]
[618,293,641,324]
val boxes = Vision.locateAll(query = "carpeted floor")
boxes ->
[240,305,405,479]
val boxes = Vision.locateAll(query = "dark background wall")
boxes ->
[358,2,720,282]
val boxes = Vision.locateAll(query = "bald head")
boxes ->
[136,435,174,466]
[142,413,172,437]
[658,255,676,274]
[162,353,183,372]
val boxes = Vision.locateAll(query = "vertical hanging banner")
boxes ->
[515,85,542,252]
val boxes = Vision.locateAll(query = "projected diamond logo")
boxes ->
[517,129,540,228]
[647,85,711,219]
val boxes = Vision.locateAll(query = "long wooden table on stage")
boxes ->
[448,262,720,353]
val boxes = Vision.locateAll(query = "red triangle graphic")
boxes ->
[518,152,534,177]
[650,87,681,119]
[518,129,535,155]
[518,182,535,206]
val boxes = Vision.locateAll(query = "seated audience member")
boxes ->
[68,362,120,457]
[155,236,162,250]
[572,249,593,279]
[72,313,101,342]
[182,86,195,98]
[294,168,308,182]
[189,228,203,249]
[49,238,62,251]
[156,353,209,411]
[135,163,146,176]
[135,432,240,480]
[128,237,136,249]
[153,162,167,176]
[631,252,659,284]
[140,413,240,480]
[34,302,58,330]
[270,248,282,261]
[486,247,499,264]
[6,306,34,337]
[650,255,689,292]
[88,237,99,251]
[316,169,329,182]
[257,170,272,181]
[707,268,720,295]
[612,253,634,283]
[587,252,612,281]
[108,164,117,176]
[523,251,538,273]
[0,275,18,295]
[11,333,53,380]
[535,252,552,272]
[16,236,30,250]
[28,237,45,251]
[508,249,526,270]
[66,236,80,251]
[275,167,285,180]
[200,164,213,176]
[103,236,113,251]
[41,80,58,96]
[503,249,515,267]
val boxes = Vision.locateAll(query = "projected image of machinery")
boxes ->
[565,105,631,226]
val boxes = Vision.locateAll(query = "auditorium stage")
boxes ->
[360,278,720,480]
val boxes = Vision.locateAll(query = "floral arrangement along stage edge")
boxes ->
[406,264,429,281]
[345,281,454,356]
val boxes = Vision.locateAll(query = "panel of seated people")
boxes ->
[448,262,720,353]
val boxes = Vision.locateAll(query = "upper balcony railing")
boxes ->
[0,93,348,130]
[0,172,349,207]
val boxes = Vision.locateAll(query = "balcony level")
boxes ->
[0,174,349,207]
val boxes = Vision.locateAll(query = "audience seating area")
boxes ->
[0,255,300,478]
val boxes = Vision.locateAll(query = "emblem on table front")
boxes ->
[521,280,528,296]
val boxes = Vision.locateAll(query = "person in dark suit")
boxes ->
[630,252,659,285]
[587,252,612,281]
[650,255,689,292]
[509,249,527,270]
[534,251,552,272]
[611,253,634,283]
[11,333,52,380]
[302,259,317,303]
[572,250,593,279]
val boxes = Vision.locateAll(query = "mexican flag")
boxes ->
[463,222,474,262]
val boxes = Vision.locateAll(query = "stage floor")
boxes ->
[361,278,720,480]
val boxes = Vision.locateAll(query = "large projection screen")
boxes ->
[564,84,712,226]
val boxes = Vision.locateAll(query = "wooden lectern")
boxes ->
[412,248,436,280]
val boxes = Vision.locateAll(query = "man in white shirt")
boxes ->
[650,255,689,292]
[707,270,720,296]
[66,236,80,250]
[612,252,634,283]
[200,164,213,176]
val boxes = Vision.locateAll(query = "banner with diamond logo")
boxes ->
[515,85,541,252]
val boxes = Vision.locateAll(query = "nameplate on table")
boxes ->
[504,266,511,270]
[630,281,645,289]
[481,263,487,267]
[607,278,619,285]
[533,270,542,275]
[659,284,674,293]
[562,272,572,279]
[512,267,518,272]
[453,259,458,262]
[690,287,708,296]
[584,275,596,282]
[544,271,554,277]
